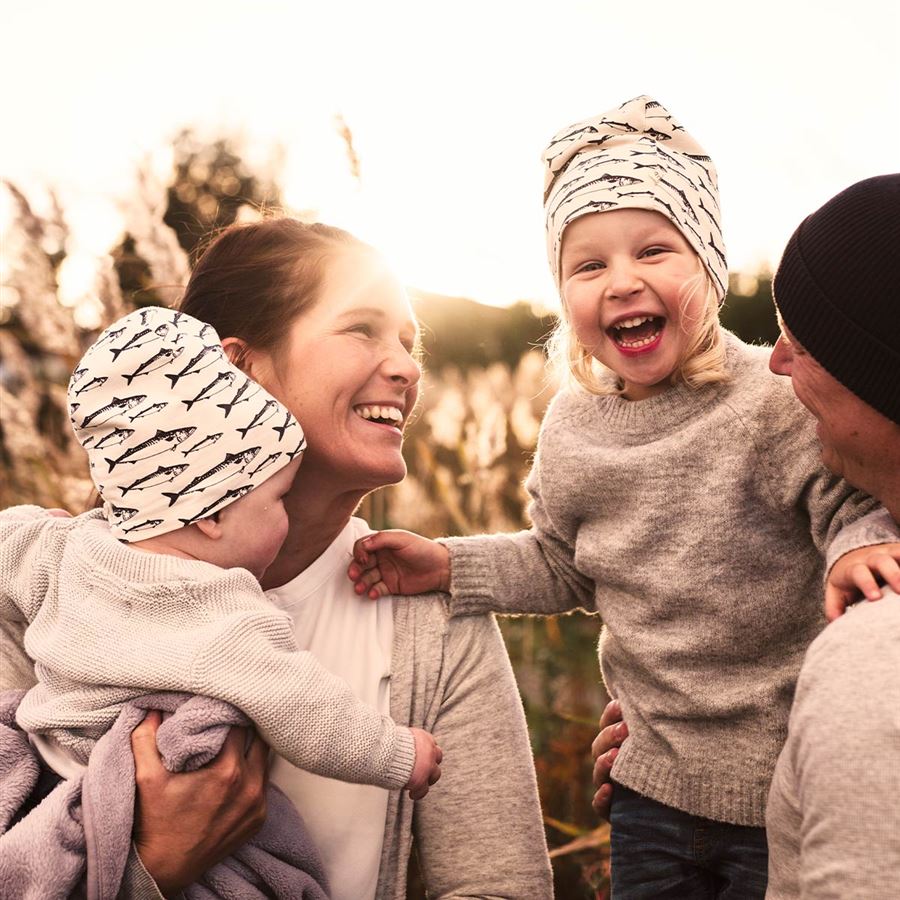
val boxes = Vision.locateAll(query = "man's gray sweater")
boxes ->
[444,334,896,827]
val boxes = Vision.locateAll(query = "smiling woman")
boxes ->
[230,252,421,500]
[170,217,553,900]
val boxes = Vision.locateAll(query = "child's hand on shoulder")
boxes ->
[348,530,451,598]
[825,542,900,621]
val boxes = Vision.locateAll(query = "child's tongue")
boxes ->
[613,318,661,344]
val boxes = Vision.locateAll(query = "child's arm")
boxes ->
[350,451,594,619]
[825,508,900,619]
[348,530,450,599]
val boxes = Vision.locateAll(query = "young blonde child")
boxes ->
[347,97,900,897]
[0,306,440,803]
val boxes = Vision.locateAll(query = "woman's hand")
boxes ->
[348,530,451,599]
[405,727,443,800]
[825,541,900,621]
[131,711,269,896]
[590,699,628,820]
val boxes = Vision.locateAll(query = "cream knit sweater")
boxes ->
[444,333,897,827]
[0,506,415,788]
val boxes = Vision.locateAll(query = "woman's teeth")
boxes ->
[355,405,403,424]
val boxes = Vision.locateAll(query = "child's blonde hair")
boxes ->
[547,263,729,396]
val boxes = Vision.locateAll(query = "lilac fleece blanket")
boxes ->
[0,690,329,900]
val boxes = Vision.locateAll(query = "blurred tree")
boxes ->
[412,290,555,371]
[721,272,779,346]
[162,130,281,260]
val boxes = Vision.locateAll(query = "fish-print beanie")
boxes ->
[774,173,900,425]
[542,95,727,300]
[68,307,306,541]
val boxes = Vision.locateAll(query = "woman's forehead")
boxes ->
[304,254,418,328]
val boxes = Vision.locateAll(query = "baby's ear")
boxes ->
[194,513,223,540]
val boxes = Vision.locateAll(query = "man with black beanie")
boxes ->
[766,174,900,899]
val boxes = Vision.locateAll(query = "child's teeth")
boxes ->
[616,316,652,329]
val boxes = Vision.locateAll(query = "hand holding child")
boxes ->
[348,530,451,599]
[825,541,900,621]
[405,727,443,800]
[591,699,628,821]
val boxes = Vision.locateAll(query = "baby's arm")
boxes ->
[190,603,438,795]
[0,505,66,622]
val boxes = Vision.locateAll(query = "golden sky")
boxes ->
[2,0,899,308]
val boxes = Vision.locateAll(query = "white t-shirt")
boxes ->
[266,517,394,900]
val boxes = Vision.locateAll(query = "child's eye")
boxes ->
[577,261,605,274]
[641,246,668,258]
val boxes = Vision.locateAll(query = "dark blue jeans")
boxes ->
[610,784,768,899]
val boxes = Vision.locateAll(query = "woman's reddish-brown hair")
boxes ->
[178,218,369,356]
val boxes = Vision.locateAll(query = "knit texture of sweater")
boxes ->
[0,523,554,900]
[0,506,415,789]
[766,583,900,899]
[444,332,896,827]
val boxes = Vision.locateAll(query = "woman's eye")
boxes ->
[348,323,374,337]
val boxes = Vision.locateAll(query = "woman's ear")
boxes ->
[194,516,223,541]
[221,337,250,370]
[221,337,271,385]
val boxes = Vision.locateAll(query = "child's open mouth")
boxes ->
[608,315,665,351]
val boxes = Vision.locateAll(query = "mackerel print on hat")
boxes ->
[68,306,306,542]
[542,95,727,300]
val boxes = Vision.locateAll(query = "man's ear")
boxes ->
[194,516,223,540]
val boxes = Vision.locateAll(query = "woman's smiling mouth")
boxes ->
[354,404,404,428]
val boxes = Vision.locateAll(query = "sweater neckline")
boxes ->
[585,379,723,434]
[575,332,744,435]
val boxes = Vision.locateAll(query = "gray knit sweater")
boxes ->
[0,505,415,788]
[766,583,900,899]
[444,333,896,827]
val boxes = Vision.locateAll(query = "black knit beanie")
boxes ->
[773,174,900,425]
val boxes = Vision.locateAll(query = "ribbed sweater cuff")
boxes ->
[439,538,497,617]
[386,726,417,789]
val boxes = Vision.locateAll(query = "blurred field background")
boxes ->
[0,134,780,899]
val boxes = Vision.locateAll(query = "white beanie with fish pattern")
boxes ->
[68,306,306,541]
[542,95,727,299]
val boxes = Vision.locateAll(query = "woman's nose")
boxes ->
[386,342,422,386]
